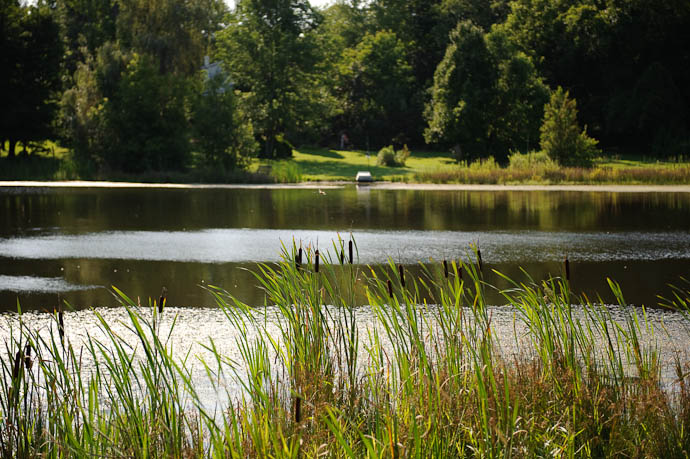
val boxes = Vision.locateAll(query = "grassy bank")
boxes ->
[3,243,690,456]
[2,141,690,184]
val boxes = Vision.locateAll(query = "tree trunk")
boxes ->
[7,139,16,159]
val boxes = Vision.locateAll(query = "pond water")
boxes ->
[1,185,690,311]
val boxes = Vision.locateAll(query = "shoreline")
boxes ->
[1,180,690,193]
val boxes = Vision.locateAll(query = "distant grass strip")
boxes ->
[3,241,690,456]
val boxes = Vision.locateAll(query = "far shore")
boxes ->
[2,180,690,193]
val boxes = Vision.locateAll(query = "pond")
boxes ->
[1,184,690,311]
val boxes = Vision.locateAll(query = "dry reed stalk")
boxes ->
[565,255,570,282]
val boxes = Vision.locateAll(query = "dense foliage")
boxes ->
[1,0,688,174]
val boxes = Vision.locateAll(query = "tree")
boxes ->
[425,21,547,162]
[116,0,226,76]
[102,53,192,172]
[216,0,326,158]
[192,75,257,171]
[540,87,599,167]
[55,0,117,77]
[425,22,496,160]
[335,30,415,148]
[501,0,690,157]
[0,0,62,158]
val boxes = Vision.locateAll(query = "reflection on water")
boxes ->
[1,303,688,409]
[1,186,690,310]
[0,275,101,293]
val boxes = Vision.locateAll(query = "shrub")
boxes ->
[376,145,397,166]
[507,150,557,170]
[540,87,600,167]
[377,144,410,167]
[395,144,411,166]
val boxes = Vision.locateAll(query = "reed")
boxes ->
[1,242,690,457]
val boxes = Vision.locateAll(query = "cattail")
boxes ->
[295,395,302,423]
[315,249,320,273]
[398,264,405,288]
[340,248,345,265]
[24,344,32,370]
[58,307,65,342]
[12,350,21,380]
[295,246,303,270]
[564,255,570,282]
[348,240,353,265]
[387,279,393,298]
[158,287,167,314]
[458,264,463,280]
[477,248,483,272]
[443,259,449,279]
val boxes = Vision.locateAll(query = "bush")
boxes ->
[395,144,410,166]
[540,87,600,167]
[376,144,410,167]
[507,150,557,170]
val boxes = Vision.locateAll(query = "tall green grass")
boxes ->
[2,242,690,456]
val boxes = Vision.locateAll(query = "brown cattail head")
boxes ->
[295,395,302,423]
[158,287,167,314]
[340,248,345,265]
[477,248,483,272]
[443,259,449,279]
[398,265,405,288]
[24,344,32,370]
[458,264,463,280]
[12,350,21,380]
[565,255,570,282]
[387,279,393,298]
[298,247,303,265]
[58,307,65,342]
[348,240,353,265]
[315,249,320,273]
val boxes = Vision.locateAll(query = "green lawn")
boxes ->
[286,147,456,181]
[3,141,690,184]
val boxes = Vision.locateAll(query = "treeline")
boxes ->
[1,0,689,174]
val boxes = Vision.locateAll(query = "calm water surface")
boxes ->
[1,186,689,311]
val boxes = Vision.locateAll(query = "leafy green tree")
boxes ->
[192,75,257,171]
[55,0,117,77]
[335,30,415,148]
[0,0,62,158]
[216,0,327,158]
[425,22,547,161]
[540,87,599,167]
[116,0,226,75]
[501,0,690,156]
[59,48,108,171]
[102,54,191,172]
